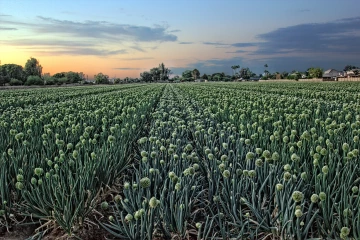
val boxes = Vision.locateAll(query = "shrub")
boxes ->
[58,77,69,85]
[9,78,23,86]
[43,76,56,85]
[25,75,43,85]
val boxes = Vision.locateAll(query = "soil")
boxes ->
[0,225,117,240]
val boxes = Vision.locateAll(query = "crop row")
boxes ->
[0,84,164,237]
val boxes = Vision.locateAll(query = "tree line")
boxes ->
[0,57,86,86]
[1,58,358,86]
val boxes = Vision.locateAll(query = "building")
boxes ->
[322,69,342,80]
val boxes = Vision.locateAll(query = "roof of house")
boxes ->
[324,69,339,74]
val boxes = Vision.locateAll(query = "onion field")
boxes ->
[1,82,360,239]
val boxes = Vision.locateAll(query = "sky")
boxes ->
[0,0,360,79]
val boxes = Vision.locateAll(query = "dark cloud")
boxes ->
[0,27,17,30]
[118,57,154,61]
[179,41,193,44]
[130,46,146,52]
[171,57,244,76]
[0,39,94,47]
[251,16,360,55]
[113,67,144,70]
[231,42,258,47]
[202,41,228,46]
[226,50,248,53]
[0,16,178,42]
[34,16,177,42]
[35,48,127,56]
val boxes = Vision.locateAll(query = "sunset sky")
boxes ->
[1,0,359,79]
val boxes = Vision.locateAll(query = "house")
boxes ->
[346,71,355,77]
[322,69,341,80]
[195,79,205,82]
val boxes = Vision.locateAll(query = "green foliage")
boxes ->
[24,75,43,85]
[192,68,200,80]
[9,78,23,86]
[114,78,121,84]
[24,57,42,77]
[343,65,359,71]
[308,67,323,78]
[0,64,26,82]
[201,73,208,80]
[182,70,192,79]
[140,71,153,82]
[94,72,109,84]
[43,76,56,85]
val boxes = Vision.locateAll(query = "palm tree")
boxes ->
[264,64,269,76]
[231,65,240,77]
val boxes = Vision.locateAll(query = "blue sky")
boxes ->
[0,0,359,78]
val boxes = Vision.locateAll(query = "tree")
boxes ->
[25,75,43,85]
[201,74,208,80]
[65,72,82,83]
[308,67,323,78]
[53,72,66,79]
[281,71,289,79]
[114,78,121,84]
[182,70,192,79]
[140,71,153,82]
[264,64,269,77]
[150,67,160,81]
[192,69,200,80]
[94,73,109,84]
[0,64,26,82]
[231,65,240,77]
[344,65,359,71]
[24,57,42,77]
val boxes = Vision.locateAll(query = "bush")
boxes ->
[43,76,56,85]
[9,78,23,86]
[58,77,68,85]
[25,75,43,85]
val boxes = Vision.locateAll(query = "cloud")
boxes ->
[35,48,128,56]
[130,46,146,52]
[0,27,17,30]
[0,16,178,42]
[251,16,360,55]
[33,16,178,42]
[202,41,228,46]
[118,57,154,61]
[171,57,244,76]
[113,67,144,70]
[231,42,258,47]
[169,29,181,33]
[179,41,193,44]
[0,39,95,47]
[226,50,248,53]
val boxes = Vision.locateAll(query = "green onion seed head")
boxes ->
[222,170,230,178]
[149,197,159,208]
[276,183,283,191]
[311,194,319,203]
[140,177,151,188]
[101,201,109,210]
[292,191,304,202]
[295,209,303,218]
[319,192,326,201]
